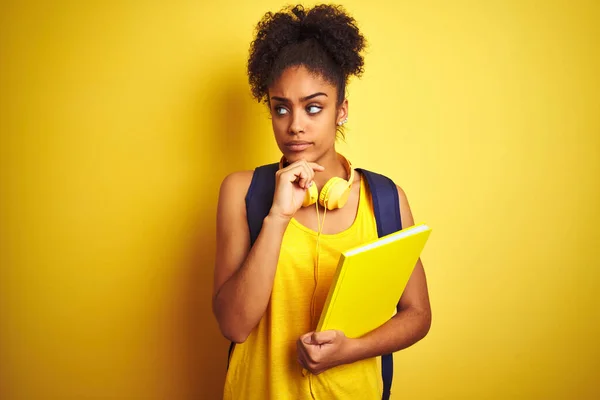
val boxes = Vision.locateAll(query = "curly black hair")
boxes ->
[247,4,366,105]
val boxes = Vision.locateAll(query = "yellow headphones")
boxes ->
[279,154,354,210]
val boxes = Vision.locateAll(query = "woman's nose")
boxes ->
[288,110,305,135]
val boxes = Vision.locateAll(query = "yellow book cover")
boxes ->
[316,223,432,338]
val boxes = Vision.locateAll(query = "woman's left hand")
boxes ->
[296,330,357,375]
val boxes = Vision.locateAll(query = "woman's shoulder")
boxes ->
[218,170,255,200]
[221,169,254,185]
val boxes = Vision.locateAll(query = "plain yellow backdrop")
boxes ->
[1,1,599,399]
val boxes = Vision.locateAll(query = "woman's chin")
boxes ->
[281,152,312,164]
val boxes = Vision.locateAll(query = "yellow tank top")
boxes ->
[224,175,382,400]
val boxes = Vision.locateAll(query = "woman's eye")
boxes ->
[275,107,288,115]
[307,105,322,114]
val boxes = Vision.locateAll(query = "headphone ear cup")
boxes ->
[319,177,352,210]
[302,183,319,207]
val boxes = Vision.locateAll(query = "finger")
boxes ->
[291,160,309,189]
[296,167,309,189]
[282,164,306,186]
[311,330,336,345]
[286,160,322,181]
[299,346,315,367]
[280,160,303,176]
[302,161,314,189]
[283,161,320,189]
[285,160,324,172]
[304,345,319,365]
[297,338,310,358]
[291,160,315,189]
[292,161,311,189]
[307,162,325,172]
[297,341,310,368]
[300,331,314,344]
[298,338,319,365]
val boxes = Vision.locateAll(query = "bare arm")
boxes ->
[346,185,432,360]
[212,171,289,343]
[212,161,325,343]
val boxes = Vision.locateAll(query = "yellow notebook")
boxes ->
[316,223,432,338]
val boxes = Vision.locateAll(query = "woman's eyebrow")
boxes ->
[270,92,328,103]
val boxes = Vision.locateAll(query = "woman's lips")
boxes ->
[285,142,312,152]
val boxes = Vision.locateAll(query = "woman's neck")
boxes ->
[313,151,349,189]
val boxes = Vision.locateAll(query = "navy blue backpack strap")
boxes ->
[245,163,279,246]
[356,168,402,400]
[227,162,279,369]
[356,168,401,238]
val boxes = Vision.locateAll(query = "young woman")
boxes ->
[212,4,431,399]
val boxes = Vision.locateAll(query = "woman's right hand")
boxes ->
[269,160,325,219]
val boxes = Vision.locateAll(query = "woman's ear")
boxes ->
[337,98,349,125]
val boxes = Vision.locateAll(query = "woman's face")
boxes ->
[267,65,348,163]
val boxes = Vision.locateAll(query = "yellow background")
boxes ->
[1,0,598,399]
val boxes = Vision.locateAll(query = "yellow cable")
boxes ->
[311,199,327,327]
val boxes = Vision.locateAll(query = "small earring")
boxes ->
[337,118,348,126]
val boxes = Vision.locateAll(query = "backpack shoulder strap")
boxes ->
[356,168,402,237]
[356,168,402,400]
[245,162,279,247]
